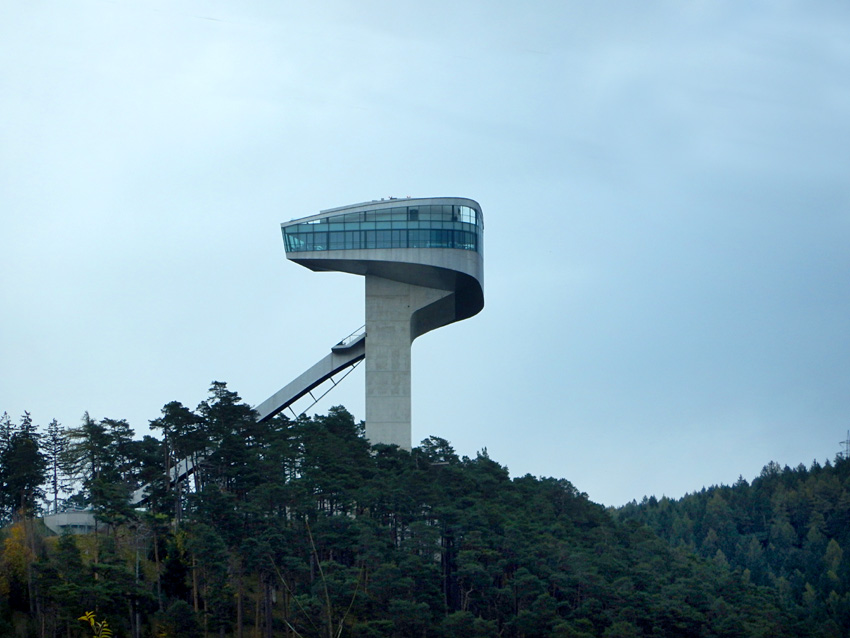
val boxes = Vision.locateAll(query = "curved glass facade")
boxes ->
[283,203,483,254]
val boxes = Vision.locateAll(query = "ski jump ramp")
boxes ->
[254,328,366,422]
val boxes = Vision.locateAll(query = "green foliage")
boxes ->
[78,610,113,637]
[617,455,850,634]
[0,412,48,521]
[154,599,202,638]
[4,385,844,636]
[43,418,67,515]
[34,531,87,632]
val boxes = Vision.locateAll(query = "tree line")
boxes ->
[0,382,839,637]
[616,455,850,636]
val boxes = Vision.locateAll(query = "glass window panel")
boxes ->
[360,221,375,230]
[329,223,344,231]
[390,207,407,221]
[329,232,345,250]
[345,231,361,249]
[376,230,392,248]
[391,229,407,248]
[376,221,392,229]
[460,230,475,250]
[313,232,327,250]
[409,230,428,247]
[364,230,376,249]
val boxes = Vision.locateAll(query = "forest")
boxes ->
[1,381,848,637]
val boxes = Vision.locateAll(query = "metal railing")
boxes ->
[335,325,366,348]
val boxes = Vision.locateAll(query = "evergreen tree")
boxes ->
[149,400,202,521]
[61,411,112,501]
[43,419,67,515]
[0,412,47,521]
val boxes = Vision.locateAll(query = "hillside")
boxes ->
[616,455,850,636]
[0,385,839,636]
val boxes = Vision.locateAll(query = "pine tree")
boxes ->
[0,413,47,520]
[43,419,67,515]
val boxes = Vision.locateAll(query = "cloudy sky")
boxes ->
[2,0,848,506]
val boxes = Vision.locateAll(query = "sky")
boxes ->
[2,0,849,507]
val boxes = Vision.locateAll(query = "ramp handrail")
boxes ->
[336,325,366,348]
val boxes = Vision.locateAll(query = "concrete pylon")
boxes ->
[364,275,455,449]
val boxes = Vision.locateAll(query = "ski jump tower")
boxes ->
[267,197,484,450]
[123,197,483,508]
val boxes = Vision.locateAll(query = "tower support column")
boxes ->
[364,275,452,450]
